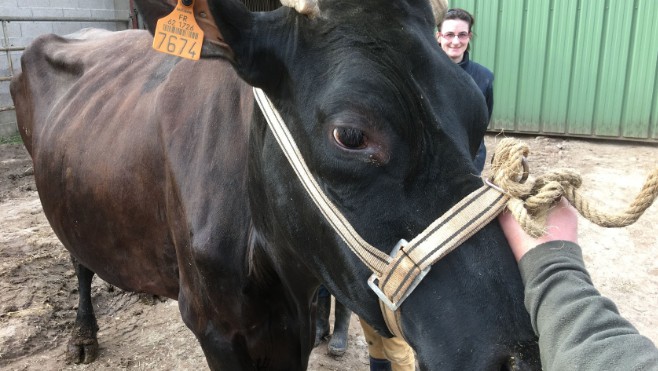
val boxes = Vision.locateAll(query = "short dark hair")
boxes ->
[439,8,475,32]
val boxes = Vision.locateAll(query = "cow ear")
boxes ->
[133,0,176,34]
[135,0,284,87]
[134,0,237,61]
[205,0,289,88]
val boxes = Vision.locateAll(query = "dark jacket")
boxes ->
[519,241,658,370]
[458,51,494,121]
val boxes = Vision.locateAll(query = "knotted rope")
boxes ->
[488,138,658,237]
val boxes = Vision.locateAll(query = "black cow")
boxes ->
[10,0,540,369]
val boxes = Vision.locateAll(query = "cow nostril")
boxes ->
[500,356,515,371]
[500,356,534,371]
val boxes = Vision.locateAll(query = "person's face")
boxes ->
[437,19,471,63]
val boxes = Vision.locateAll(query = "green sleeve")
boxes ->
[518,241,658,371]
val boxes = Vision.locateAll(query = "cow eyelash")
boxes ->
[333,127,367,149]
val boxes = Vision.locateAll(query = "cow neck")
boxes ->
[253,87,509,339]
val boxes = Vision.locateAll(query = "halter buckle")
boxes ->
[367,239,431,311]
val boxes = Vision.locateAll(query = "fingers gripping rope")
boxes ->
[488,138,658,238]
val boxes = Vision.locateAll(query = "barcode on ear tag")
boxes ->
[152,0,204,60]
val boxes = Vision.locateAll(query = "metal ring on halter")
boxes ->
[367,239,431,311]
[484,178,504,194]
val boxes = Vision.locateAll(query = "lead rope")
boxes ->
[489,138,658,238]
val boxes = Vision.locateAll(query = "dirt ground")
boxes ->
[1,133,657,371]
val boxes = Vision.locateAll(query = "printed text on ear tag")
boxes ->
[152,0,204,60]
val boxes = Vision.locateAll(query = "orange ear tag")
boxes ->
[152,0,204,60]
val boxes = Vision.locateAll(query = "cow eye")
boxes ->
[333,127,367,149]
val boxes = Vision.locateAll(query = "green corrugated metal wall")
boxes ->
[448,0,658,141]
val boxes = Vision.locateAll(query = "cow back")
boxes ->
[11,29,251,299]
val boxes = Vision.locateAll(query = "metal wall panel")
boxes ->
[541,0,578,134]
[567,0,605,136]
[622,0,658,139]
[516,0,550,133]
[448,0,658,141]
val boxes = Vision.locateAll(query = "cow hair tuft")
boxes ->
[280,0,320,18]
[431,0,449,25]
[246,224,278,288]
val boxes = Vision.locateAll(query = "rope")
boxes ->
[488,138,658,237]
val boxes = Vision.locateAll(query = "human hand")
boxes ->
[498,198,578,262]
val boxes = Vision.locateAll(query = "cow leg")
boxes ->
[314,287,331,347]
[66,255,99,364]
[328,298,351,356]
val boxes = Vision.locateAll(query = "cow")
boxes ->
[10,0,542,370]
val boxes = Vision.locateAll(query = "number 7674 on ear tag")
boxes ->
[152,0,204,61]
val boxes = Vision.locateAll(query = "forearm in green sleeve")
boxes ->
[518,241,658,371]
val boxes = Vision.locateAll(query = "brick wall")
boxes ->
[0,0,132,137]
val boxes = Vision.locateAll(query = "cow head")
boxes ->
[136,0,540,369]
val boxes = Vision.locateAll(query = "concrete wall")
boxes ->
[0,0,133,137]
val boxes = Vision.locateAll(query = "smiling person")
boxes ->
[437,8,493,174]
